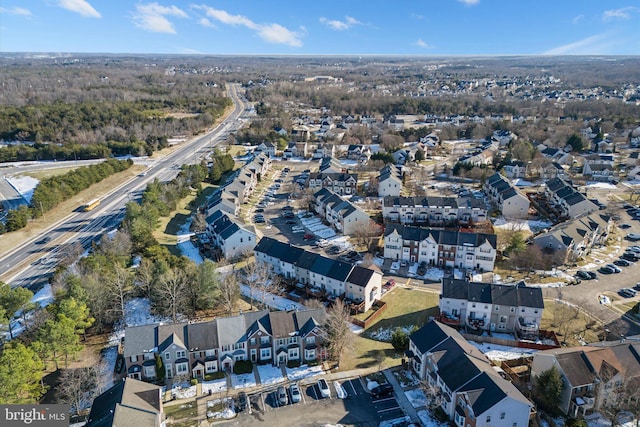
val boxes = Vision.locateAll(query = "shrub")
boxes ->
[233,360,253,375]
[190,378,198,386]
[204,371,225,381]
[307,359,320,366]
[286,360,301,369]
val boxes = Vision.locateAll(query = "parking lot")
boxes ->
[217,377,406,427]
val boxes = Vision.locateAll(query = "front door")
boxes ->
[251,349,257,362]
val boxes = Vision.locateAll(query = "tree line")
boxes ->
[1,159,133,234]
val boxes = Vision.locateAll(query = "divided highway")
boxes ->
[0,83,250,290]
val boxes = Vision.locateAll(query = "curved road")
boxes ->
[0,83,251,290]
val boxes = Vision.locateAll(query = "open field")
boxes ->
[540,298,603,346]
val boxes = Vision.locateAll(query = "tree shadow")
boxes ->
[165,212,190,235]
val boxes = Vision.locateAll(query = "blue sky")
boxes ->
[1,1,639,55]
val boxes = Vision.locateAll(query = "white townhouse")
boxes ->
[256,141,276,157]
[483,173,530,219]
[408,321,533,427]
[382,196,487,226]
[377,164,402,197]
[383,224,497,272]
[545,177,599,219]
[438,278,544,336]
[313,188,371,236]
[254,237,381,311]
[205,210,257,260]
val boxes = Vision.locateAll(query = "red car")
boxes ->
[383,279,396,289]
[303,234,314,240]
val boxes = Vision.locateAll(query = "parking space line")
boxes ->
[377,406,401,413]
[346,379,357,396]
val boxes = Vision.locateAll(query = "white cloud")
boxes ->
[543,33,614,55]
[602,6,639,22]
[572,14,584,24]
[198,17,214,28]
[133,3,188,34]
[319,15,362,31]
[0,6,32,16]
[411,13,424,20]
[57,0,101,18]
[192,5,303,47]
[458,0,479,6]
[415,38,432,49]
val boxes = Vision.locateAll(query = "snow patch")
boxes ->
[201,379,227,395]
[231,373,257,389]
[417,410,449,427]
[404,388,428,408]
[469,341,538,361]
[171,383,197,399]
[5,175,39,203]
[239,284,305,311]
[257,364,286,385]
[206,397,236,420]
[177,218,204,264]
[367,325,415,342]
[285,364,324,381]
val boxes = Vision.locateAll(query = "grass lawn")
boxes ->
[340,287,439,372]
[540,298,603,346]
[165,401,198,420]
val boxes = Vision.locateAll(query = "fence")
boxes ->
[350,300,387,329]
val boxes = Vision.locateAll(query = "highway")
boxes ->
[0,83,251,290]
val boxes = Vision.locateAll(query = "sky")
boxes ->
[1,1,639,55]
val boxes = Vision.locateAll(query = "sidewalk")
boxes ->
[383,367,421,425]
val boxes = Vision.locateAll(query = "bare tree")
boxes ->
[218,273,240,315]
[107,265,131,325]
[241,258,273,309]
[351,221,383,253]
[135,258,155,299]
[320,299,353,367]
[154,267,187,323]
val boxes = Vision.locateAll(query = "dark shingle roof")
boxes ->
[346,265,375,287]
[86,378,162,427]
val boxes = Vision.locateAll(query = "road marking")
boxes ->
[377,406,401,413]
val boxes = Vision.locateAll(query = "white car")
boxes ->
[627,233,640,241]
[317,378,330,398]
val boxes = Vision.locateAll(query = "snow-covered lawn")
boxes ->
[108,298,172,346]
[4,283,55,340]
[285,364,324,381]
[379,416,412,427]
[201,379,227,395]
[257,364,285,385]
[206,397,236,420]
[239,284,306,311]
[493,217,552,234]
[172,383,197,399]
[367,325,415,342]
[177,219,204,264]
[469,341,537,361]
[417,410,449,427]
[231,372,257,389]
[404,388,428,408]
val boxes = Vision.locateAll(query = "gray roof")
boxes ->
[86,378,162,427]
[441,278,544,309]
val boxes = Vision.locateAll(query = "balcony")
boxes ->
[516,318,539,334]
[436,312,461,327]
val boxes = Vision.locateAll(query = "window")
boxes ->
[305,349,316,360]
[499,316,507,323]
[130,355,138,363]
[176,363,188,375]
[234,342,244,350]
[260,336,270,344]
[289,348,299,359]
[260,348,271,359]
[486,416,491,422]
[205,349,216,357]
[176,350,186,359]
[495,305,500,311]
[205,361,217,373]
[289,337,298,345]
[250,338,256,345]
[164,352,170,360]
[500,413,505,420]
[143,366,155,377]
[306,336,315,344]
[510,307,515,312]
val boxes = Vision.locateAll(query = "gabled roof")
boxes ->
[347,266,376,288]
[384,224,497,250]
[86,378,162,427]
[186,320,218,351]
[441,278,544,309]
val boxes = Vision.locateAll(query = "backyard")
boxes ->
[341,287,440,371]
[540,298,603,346]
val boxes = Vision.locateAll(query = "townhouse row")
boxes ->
[254,237,382,311]
[312,188,371,236]
[383,224,497,272]
[483,173,530,219]
[544,177,599,219]
[438,278,544,336]
[124,308,327,382]
[382,195,487,225]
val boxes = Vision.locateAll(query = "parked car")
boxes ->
[622,252,640,261]
[628,246,640,253]
[371,383,394,399]
[289,384,301,403]
[575,270,593,280]
[606,263,621,273]
[286,220,296,224]
[36,236,52,244]
[614,259,633,267]
[618,288,637,298]
[598,266,615,274]
[237,392,248,411]
[277,385,288,406]
[303,233,314,240]
[626,233,640,241]
[633,283,640,291]
[619,223,632,229]
[317,379,330,398]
